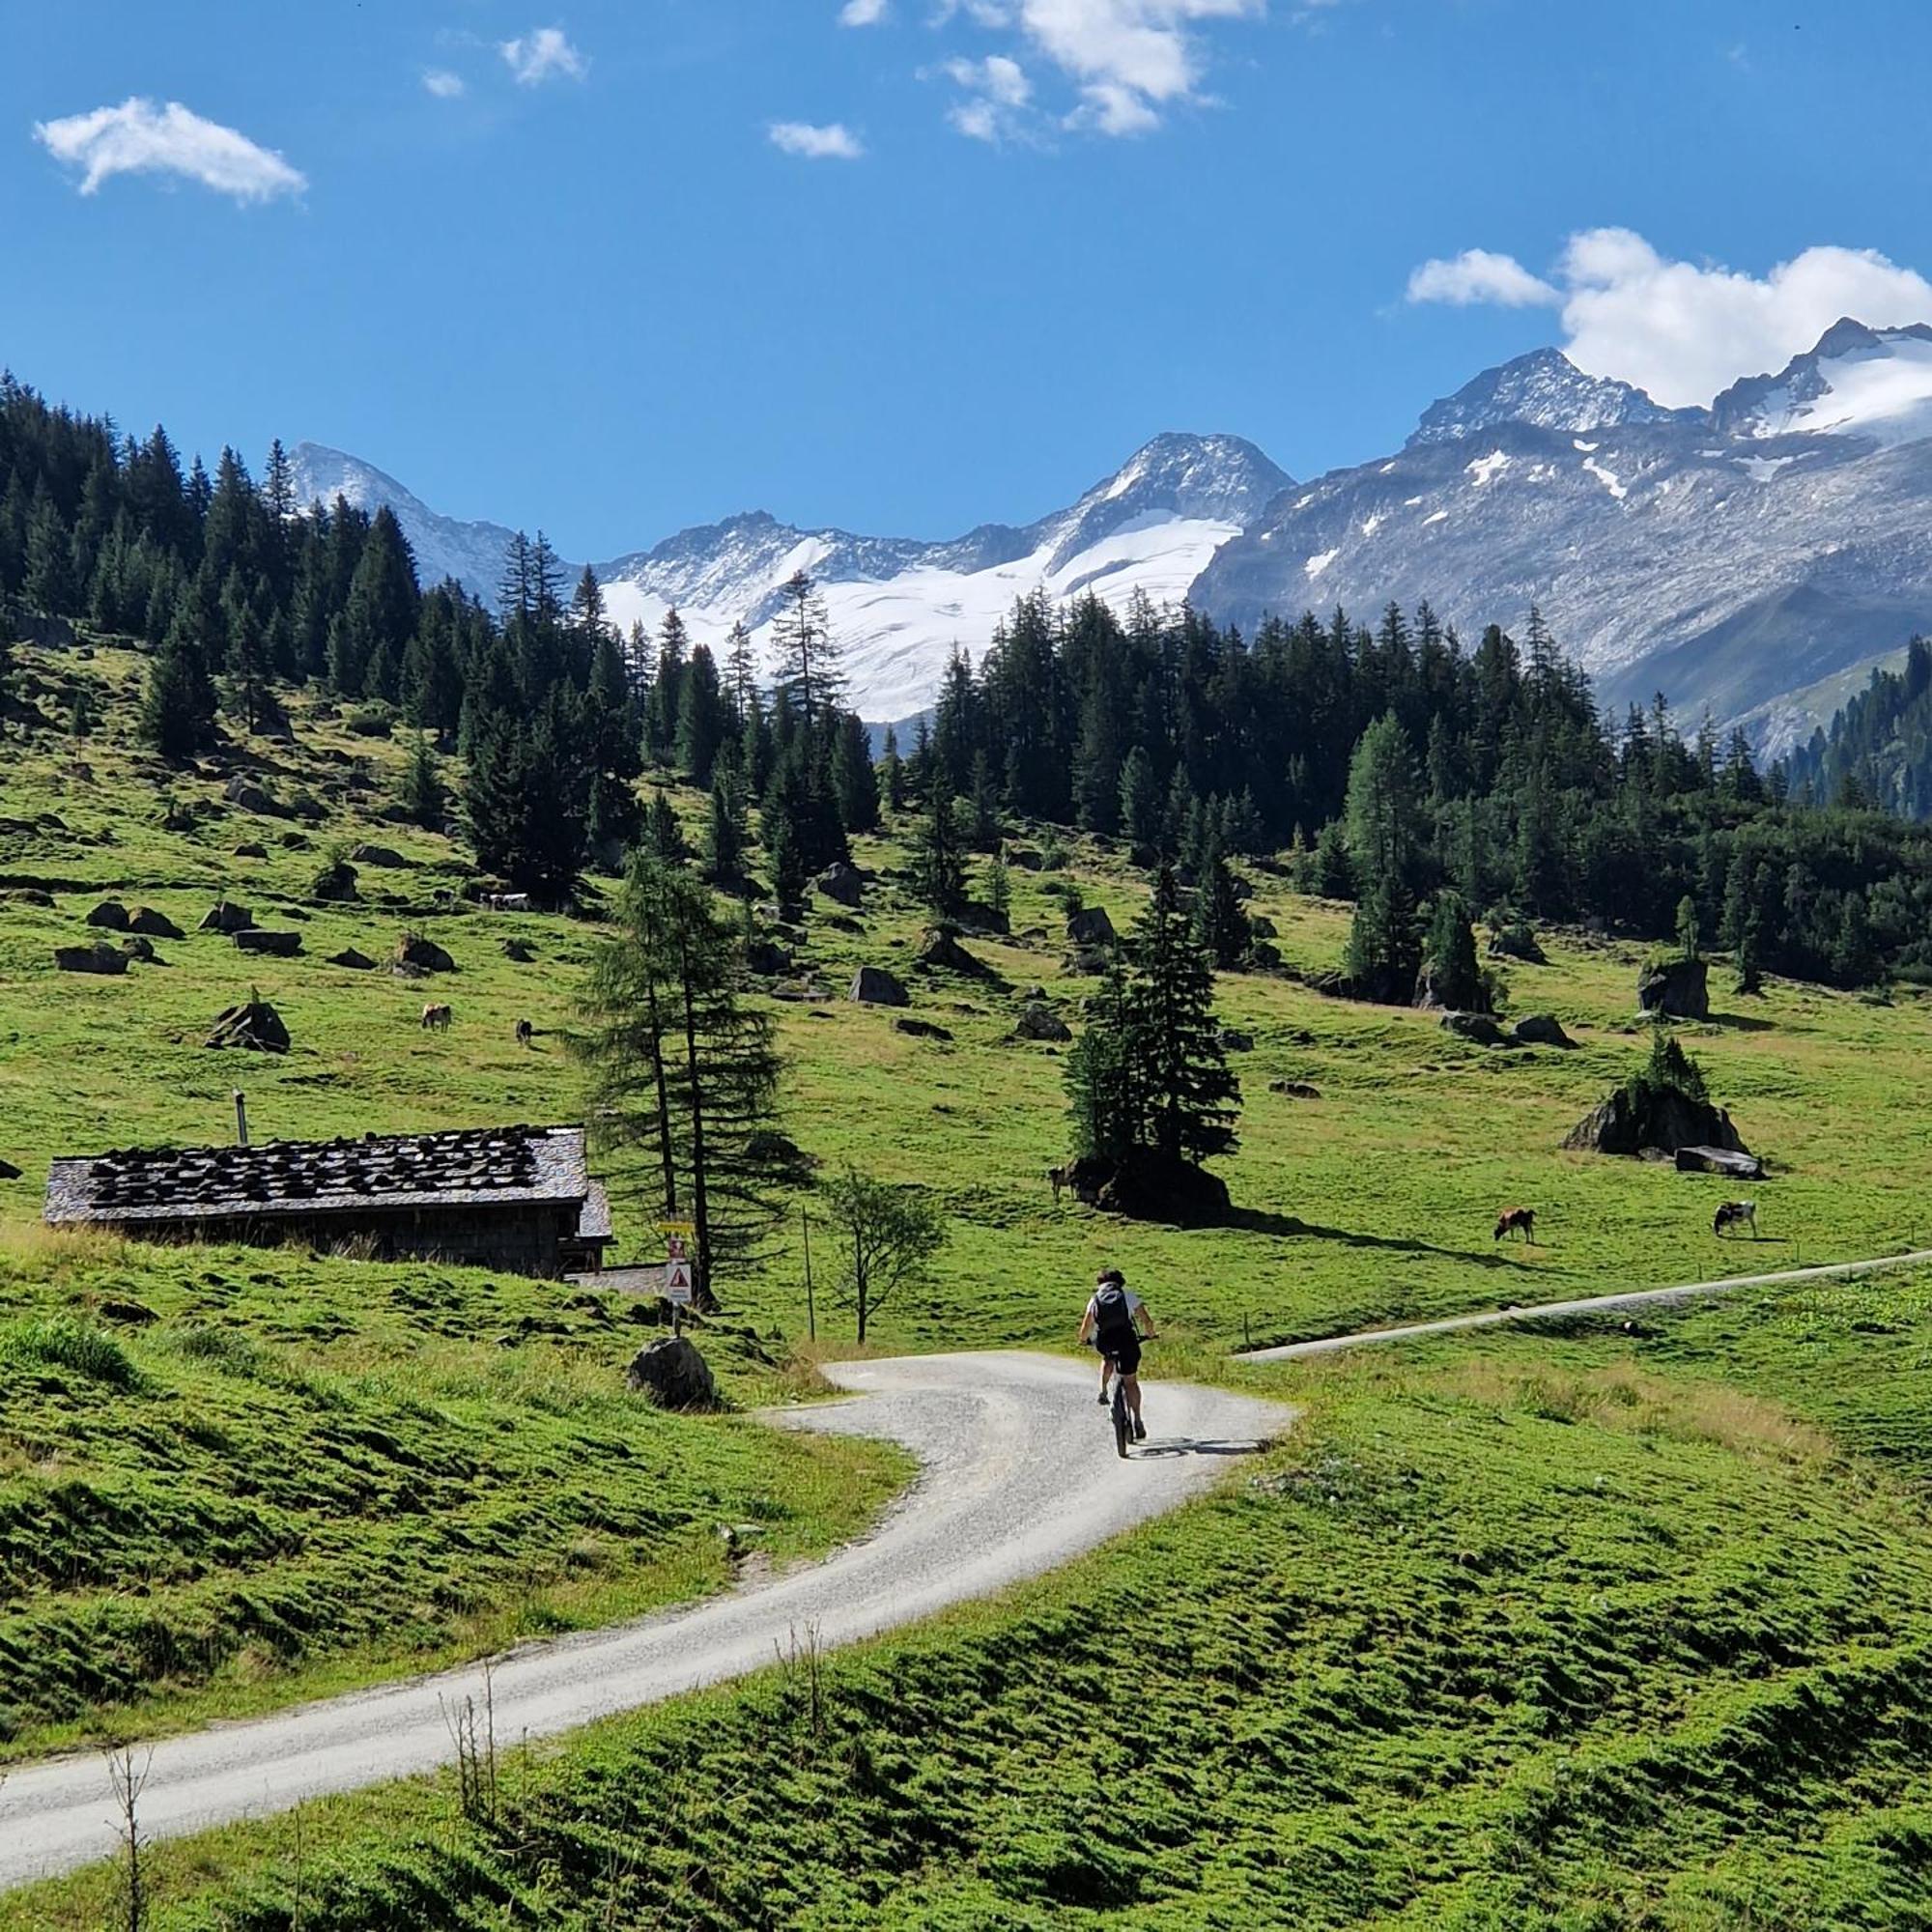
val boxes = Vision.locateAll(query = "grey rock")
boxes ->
[235,928,302,957]
[625,1335,719,1410]
[1637,956,1710,1021]
[1065,905,1116,948]
[1218,1028,1255,1053]
[395,931,455,973]
[350,842,408,867]
[1438,1009,1508,1047]
[895,1016,954,1041]
[127,906,184,939]
[199,901,255,934]
[53,943,128,975]
[84,899,129,930]
[850,965,910,1007]
[1014,1003,1072,1042]
[815,861,866,907]
[327,947,378,970]
[206,999,291,1053]
[1512,1012,1575,1048]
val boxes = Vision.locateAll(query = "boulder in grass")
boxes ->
[1439,1010,1509,1047]
[895,1016,954,1042]
[747,940,794,978]
[119,934,158,963]
[849,965,910,1008]
[395,931,455,974]
[84,899,129,931]
[1512,1013,1575,1049]
[1636,957,1710,1022]
[1218,1029,1255,1054]
[0,1157,21,1180]
[233,841,269,859]
[205,999,291,1054]
[199,901,255,934]
[53,943,128,975]
[1065,905,1116,949]
[127,906,185,939]
[312,860,359,903]
[7,888,54,908]
[1676,1144,1766,1180]
[815,862,866,908]
[502,937,536,963]
[1268,1079,1322,1099]
[916,926,985,976]
[224,777,280,816]
[234,928,302,957]
[327,947,377,970]
[625,1335,719,1410]
[351,842,408,867]
[1014,1003,1072,1042]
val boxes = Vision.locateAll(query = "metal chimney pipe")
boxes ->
[234,1091,249,1147]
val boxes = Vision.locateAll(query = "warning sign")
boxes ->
[663,1226,695,1305]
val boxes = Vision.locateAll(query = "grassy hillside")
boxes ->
[11,630,1932,1925]
[14,1267,1932,1929]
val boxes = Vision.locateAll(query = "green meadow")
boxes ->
[8,632,1932,1924]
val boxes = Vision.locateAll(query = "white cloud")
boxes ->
[769,120,867,159]
[422,69,467,99]
[1406,248,1557,309]
[1406,228,1932,407]
[935,0,1261,135]
[499,27,587,86]
[936,52,1033,140]
[34,97,305,203]
[839,0,892,21]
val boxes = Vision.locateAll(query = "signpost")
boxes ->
[659,1220,696,1331]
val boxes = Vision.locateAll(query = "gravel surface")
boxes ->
[0,1350,1292,1890]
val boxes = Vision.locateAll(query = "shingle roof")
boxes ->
[44,1124,593,1227]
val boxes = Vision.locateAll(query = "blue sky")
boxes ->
[6,1,1932,557]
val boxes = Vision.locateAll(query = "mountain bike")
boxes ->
[1101,1342,1149,1460]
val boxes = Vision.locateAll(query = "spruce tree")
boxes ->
[966,748,1002,851]
[400,725,445,828]
[1343,713,1423,1001]
[646,787,689,865]
[1129,865,1240,1166]
[706,772,749,885]
[140,605,218,758]
[1119,744,1161,857]
[1193,832,1251,970]
[577,854,786,1304]
[770,570,843,724]
[1419,890,1486,1011]
[832,711,881,834]
[675,643,727,785]
[912,784,969,918]
[879,724,906,813]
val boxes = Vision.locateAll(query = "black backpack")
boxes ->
[1093,1283,1134,1342]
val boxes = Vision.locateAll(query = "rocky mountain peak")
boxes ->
[1406,347,1697,448]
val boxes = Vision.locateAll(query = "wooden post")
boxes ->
[802,1208,816,1344]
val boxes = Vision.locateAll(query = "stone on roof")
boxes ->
[45,1124,592,1227]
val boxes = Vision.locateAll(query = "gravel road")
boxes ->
[0,1350,1291,1890]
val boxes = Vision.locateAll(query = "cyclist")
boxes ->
[1079,1266,1157,1440]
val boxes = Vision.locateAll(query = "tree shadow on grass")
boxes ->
[1704,1009,1778,1033]
[1222,1206,1537,1269]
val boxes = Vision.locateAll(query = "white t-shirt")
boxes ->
[1086,1288,1144,1325]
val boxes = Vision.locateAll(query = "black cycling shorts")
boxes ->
[1099,1335,1142,1378]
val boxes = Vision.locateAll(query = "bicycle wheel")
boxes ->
[1111,1381,1131,1459]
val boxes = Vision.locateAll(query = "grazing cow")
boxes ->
[1713,1199,1758,1238]
[1493,1206,1536,1243]
[515,1018,534,1047]
[420,1002,452,1031]
[1047,1163,1072,1204]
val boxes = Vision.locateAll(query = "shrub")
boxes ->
[3,1316,141,1389]
[344,702,395,739]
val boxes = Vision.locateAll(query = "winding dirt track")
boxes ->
[1240,1249,1932,1361]
[6,1249,1926,1892]
[0,1350,1291,1890]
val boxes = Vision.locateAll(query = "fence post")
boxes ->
[802,1208,816,1344]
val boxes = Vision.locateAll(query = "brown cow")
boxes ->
[1493,1206,1536,1243]
[515,1018,534,1047]
[420,1002,452,1031]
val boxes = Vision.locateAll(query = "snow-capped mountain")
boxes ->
[298,320,1932,747]
[1406,347,1700,447]
[289,444,527,605]
[292,433,1290,723]
[1195,323,1932,751]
